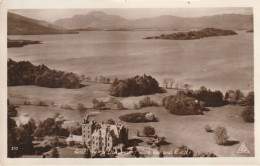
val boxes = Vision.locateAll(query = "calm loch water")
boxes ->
[8,31,254,92]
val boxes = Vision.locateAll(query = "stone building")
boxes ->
[82,115,128,153]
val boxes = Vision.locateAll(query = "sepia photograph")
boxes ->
[3,2,257,162]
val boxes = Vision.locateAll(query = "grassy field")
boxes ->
[8,83,254,157]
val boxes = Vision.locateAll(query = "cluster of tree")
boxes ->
[162,78,175,89]
[162,91,206,115]
[33,116,69,137]
[137,96,159,109]
[185,87,254,107]
[71,126,82,135]
[185,86,225,107]
[38,101,48,106]
[224,90,254,106]
[119,112,158,123]
[162,78,191,90]
[77,103,88,115]
[109,75,164,97]
[8,102,36,157]
[143,126,155,136]
[131,146,140,158]
[8,58,81,89]
[92,98,106,110]
[145,28,237,40]
[94,76,111,84]
[214,126,229,145]
[8,104,18,117]
[79,75,111,84]
[241,106,254,123]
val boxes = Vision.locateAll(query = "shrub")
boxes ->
[119,112,157,123]
[24,101,31,105]
[155,137,170,146]
[214,126,229,145]
[131,146,140,158]
[143,126,155,136]
[173,145,194,157]
[241,106,254,123]
[8,104,18,117]
[51,147,59,158]
[117,102,126,110]
[159,152,164,157]
[139,97,159,108]
[69,141,75,146]
[134,104,139,109]
[94,101,106,110]
[60,105,73,110]
[107,119,116,125]
[162,91,205,115]
[77,103,87,111]
[38,101,47,106]
[194,152,217,157]
[56,141,68,148]
[204,124,212,133]
[109,75,164,97]
[245,91,254,106]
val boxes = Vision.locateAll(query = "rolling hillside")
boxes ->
[8,12,77,35]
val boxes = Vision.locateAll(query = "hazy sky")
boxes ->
[9,8,252,23]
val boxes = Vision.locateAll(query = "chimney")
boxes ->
[84,114,90,124]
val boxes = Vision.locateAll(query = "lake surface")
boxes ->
[8,31,254,92]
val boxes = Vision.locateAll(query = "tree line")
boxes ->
[109,75,164,97]
[8,59,81,89]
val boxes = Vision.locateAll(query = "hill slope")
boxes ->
[54,11,127,29]
[8,12,77,35]
[53,11,253,30]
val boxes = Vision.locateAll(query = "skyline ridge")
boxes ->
[9,8,252,23]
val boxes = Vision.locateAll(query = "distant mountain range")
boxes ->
[53,11,253,30]
[8,12,77,35]
[8,11,253,35]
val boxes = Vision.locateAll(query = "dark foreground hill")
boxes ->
[8,12,78,35]
[8,59,81,89]
[144,28,237,40]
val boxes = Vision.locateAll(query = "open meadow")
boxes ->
[8,82,254,157]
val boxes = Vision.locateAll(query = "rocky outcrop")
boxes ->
[144,28,237,40]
